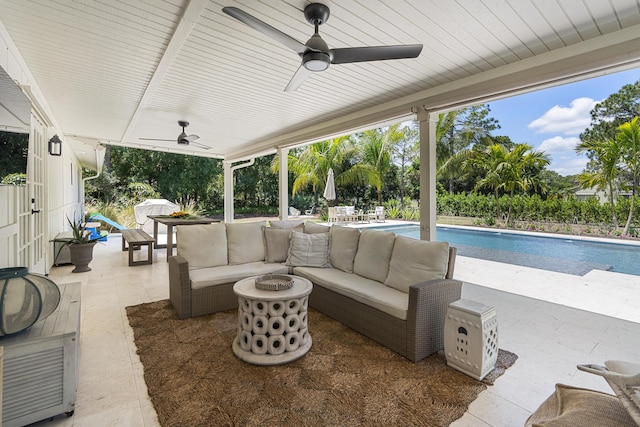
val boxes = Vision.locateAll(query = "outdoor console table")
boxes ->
[232,275,313,365]
[1,282,80,427]
[147,215,218,261]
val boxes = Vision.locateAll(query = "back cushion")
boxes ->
[226,221,266,264]
[353,230,396,282]
[329,225,360,273]
[304,222,330,234]
[177,223,228,269]
[263,226,293,263]
[385,236,450,293]
[269,219,304,230]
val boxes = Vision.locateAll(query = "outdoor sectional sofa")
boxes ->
[168,220,462,362]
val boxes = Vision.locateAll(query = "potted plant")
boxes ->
[53,215,102,273]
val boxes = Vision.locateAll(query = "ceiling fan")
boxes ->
[139,121,210,150]
[222,3,423,92]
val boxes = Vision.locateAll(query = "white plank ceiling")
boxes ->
[1,0,639,168]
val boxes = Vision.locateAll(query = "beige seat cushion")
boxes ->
[329,225,360,273]
[190,262,289,290]
[525,384,637,427]
[286,231,330,267]
[177,223,227,269]
[385,236,450,293]
[293,266,408,320]
[353,229,395,283]
[226,221,266,264]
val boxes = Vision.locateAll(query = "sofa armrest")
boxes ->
[169,255,192,319]
[406,278,463,362]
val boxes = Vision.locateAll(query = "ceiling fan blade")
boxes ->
[284,65,313,92]
[330,44,423,64]
[184,134,199,142]
[190,141,211,150]
[222,7,306,54]
[139,138,176,142]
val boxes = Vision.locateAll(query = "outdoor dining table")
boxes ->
[147,215,219,261]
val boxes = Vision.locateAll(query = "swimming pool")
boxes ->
[368,224,640,276]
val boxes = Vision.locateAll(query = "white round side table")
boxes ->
[232,275,313,365]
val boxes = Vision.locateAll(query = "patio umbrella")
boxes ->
[323,168,336,206]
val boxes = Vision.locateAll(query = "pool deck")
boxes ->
[32,223,640,427]
[344,220,640,323]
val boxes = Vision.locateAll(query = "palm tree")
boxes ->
[275,136,357,207]
[575,137,622,229]
[465,143,549,225]
[352,125,403,205]
[617,117,640,235]
[436,105,500,193]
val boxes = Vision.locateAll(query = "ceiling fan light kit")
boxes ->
[222,3,422,91]
[303,52,330,71]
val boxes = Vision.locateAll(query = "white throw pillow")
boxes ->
[329,225,360,273]
[226,221,266,264]
[263,226,293,263]
[286,231,330,267]
[177,223,228,269]
[385,236,450,293]
[352,230,396,283]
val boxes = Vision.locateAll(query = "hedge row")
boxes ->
[436,192,639,226]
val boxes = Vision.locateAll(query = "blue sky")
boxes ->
[486,67,640,176]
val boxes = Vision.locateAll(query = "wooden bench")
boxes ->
[121,229,155,266]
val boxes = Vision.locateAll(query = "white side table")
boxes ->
[232,275,313,365]
[444,299,498,380]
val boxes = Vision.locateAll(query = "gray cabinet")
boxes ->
[1,282,80,427]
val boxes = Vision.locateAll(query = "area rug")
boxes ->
[127,300,517,427]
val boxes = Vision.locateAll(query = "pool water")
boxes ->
[369,224,640,276]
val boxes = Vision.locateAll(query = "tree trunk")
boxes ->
[608,182,619,229]
[623,188,635,235]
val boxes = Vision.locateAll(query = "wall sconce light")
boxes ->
[48,134,62,156]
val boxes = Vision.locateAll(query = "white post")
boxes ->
[223,161,233,223]
[278,147,289,220]
[223,159,256,224]
[417,108,437,241]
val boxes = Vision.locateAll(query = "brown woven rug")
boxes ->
[127,300,517,427]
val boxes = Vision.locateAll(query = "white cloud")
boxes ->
[539,136,587,176]
[538,136,580,154]
[549,157,588,176]
[528,97,598,135]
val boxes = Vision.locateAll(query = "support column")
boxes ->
[278,147,289,220]
[223,158,255,223]
[417,109,437,241]
[223,161,233,223]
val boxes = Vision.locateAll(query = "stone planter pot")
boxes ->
[69,242,96,273]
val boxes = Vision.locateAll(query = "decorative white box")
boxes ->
[444,299,498,380]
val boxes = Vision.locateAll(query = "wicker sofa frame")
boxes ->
[169,227,462,362]
[297,246,461,362]
[169,255,241,319]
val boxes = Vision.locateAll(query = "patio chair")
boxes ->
[578,361,640,425]
[373,206,385,222]
[305,205,315,216]
[335,206,348,224]
[327,207,338,223]
[527,360,640,426]
[289,206,301,217]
